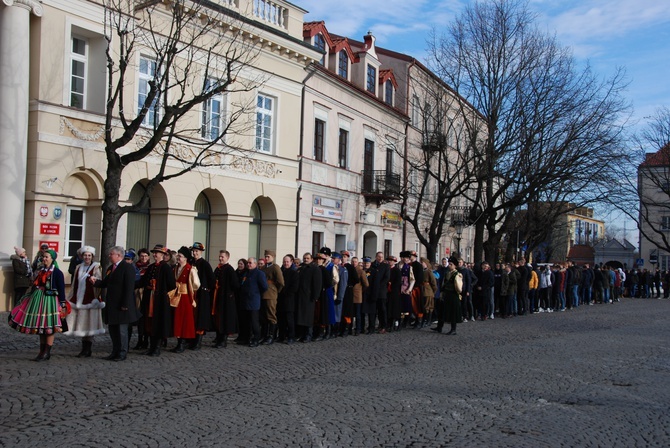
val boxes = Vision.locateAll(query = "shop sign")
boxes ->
[312,196,343,220]
[382,210,402,227]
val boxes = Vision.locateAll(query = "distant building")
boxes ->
[638,145,670,271]
[593,238,636,269]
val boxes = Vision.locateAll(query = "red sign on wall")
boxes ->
[39,241,59,252]
[40,223,60,235]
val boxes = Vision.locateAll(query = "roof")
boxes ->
[567,244,595,262]
[640,144,670,167]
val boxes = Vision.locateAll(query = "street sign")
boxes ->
[636,258,644,266]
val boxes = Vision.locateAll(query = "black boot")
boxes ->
[171,338,186,353]
[213,333,227,348]
[37,345,52,361]
[262,324,275,345]
[133,334,145,350]
[146,337,160,356]
[35,342,46,361]
[446,323,457,335]
[76,340,88,358]
[189,334,203,351]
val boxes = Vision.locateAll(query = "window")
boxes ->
[70,36,87,109]
[138,56,160,127]
[126,183,150,252]
[662,216,670,230]
[256,94,274,153]
[338,50,348,79]
[386,146,394,175]
[338,128,348,169]
[202,78,224,141]
[385,80,393,106]
[363,139,374,192]
[366,65,376,94]
[411,95,420,127]
[66,208,85,258]
[335,234,347,253]
[384,239,392,258]
[314,34,326,65]
[409,170,419,195]
[660,254,669,271]
[194,193,211,253]
[312,231,324,257]
[249,201,262,259]
[314,118,325,162]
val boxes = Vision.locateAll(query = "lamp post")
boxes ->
[454,218,464,257]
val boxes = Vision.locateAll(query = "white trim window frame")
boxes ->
[66,207,86,258]
[70,36,88,109]
[138,56,161,128]
[256,93,275,153]
[202,77,224,141]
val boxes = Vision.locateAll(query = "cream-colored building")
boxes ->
[0,0,321,310]
[638,146,670,271]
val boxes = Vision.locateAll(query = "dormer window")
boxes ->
[366,65,376,94]
[338,50,348,79]
[314,33,326,65]
[385,79,393,106]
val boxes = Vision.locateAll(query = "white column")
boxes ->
[0,0,42,260]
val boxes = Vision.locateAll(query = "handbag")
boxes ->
[168,287,180,307]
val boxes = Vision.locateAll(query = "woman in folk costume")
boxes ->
[398,251,415,328]
[171,246,200,353]
[8,249,67,361]
[420,257,438,328]
[440,256,463,335]
[63,246,105,357]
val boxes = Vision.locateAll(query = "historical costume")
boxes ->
[261,250,284,345]
[171,246,200,353]
[437,257,463,335]
[277,256,299,344]
[387,256,402,331]
[131,248,151,350]
[352,258,369,335]
[136,244,176,356]
[421,258,438,328]
[9,249,66,360]
[190,242,213,350]
[64,245,105,357]
[340,252,358,336]
[296,254,321,342]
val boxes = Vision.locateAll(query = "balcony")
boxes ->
[362,170,401,204]
[421,131,447,153]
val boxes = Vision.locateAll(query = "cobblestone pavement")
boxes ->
[1,298,669,447]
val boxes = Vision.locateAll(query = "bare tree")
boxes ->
[611,107,670,254]
[100,0,261,263]
[399,73,483,261]
[427,0,629,264]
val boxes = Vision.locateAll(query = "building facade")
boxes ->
[638,145,670,271]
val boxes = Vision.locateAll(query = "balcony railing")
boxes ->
[362,170,401,203]
[252,0,288,30]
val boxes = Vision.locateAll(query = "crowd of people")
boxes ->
[7,243,669,361]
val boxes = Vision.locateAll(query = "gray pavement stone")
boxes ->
[0,298,669,447]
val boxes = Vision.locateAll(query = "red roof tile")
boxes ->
[640,144,670,167]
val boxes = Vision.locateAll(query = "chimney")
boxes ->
[364,31,375,50]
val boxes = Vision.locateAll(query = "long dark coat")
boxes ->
[388,265,402,322]
[278,265,299,324]
[317,265,333,325]
[193,257,214,331]
[96,261,141,325]
[364,260,389,313]
[342,263,358,318]
[213,262,239,334]
[136,261,176,339]
[296,262,321,327]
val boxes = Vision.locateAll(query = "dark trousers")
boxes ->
[109,323,129,357]
[14,287,28,307]
[354,304,362,333]
[241,309,261,342]
[376,297,388,330]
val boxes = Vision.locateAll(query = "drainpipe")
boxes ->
[402,59,417,250]
[296,65,318,256]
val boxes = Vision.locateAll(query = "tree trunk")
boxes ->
[99,167,123,271]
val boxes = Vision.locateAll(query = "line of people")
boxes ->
[9,241,666,361]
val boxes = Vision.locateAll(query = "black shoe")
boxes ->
[104,353,120,361]
[261,336,274,345]
[285,338,295,345]
[431,327,442,333]
[189,334,203,351]
[114,354,127,362]
[171,339,186,353]
[300,336,312,343]
[249,340,259,348]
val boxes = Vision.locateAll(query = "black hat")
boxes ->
[399,250,411,258]
[448,256,459,265]
[177,246,191,259]
[318,247,332,257]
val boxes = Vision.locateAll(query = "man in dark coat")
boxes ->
[92,246,140,361]
[238,257,268,347]
[340,251,359,336]
[212,250,239,348]
[366,251,390,334]
[135,244,176,356]
[296,253,321,342]
[277,254,299,344]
